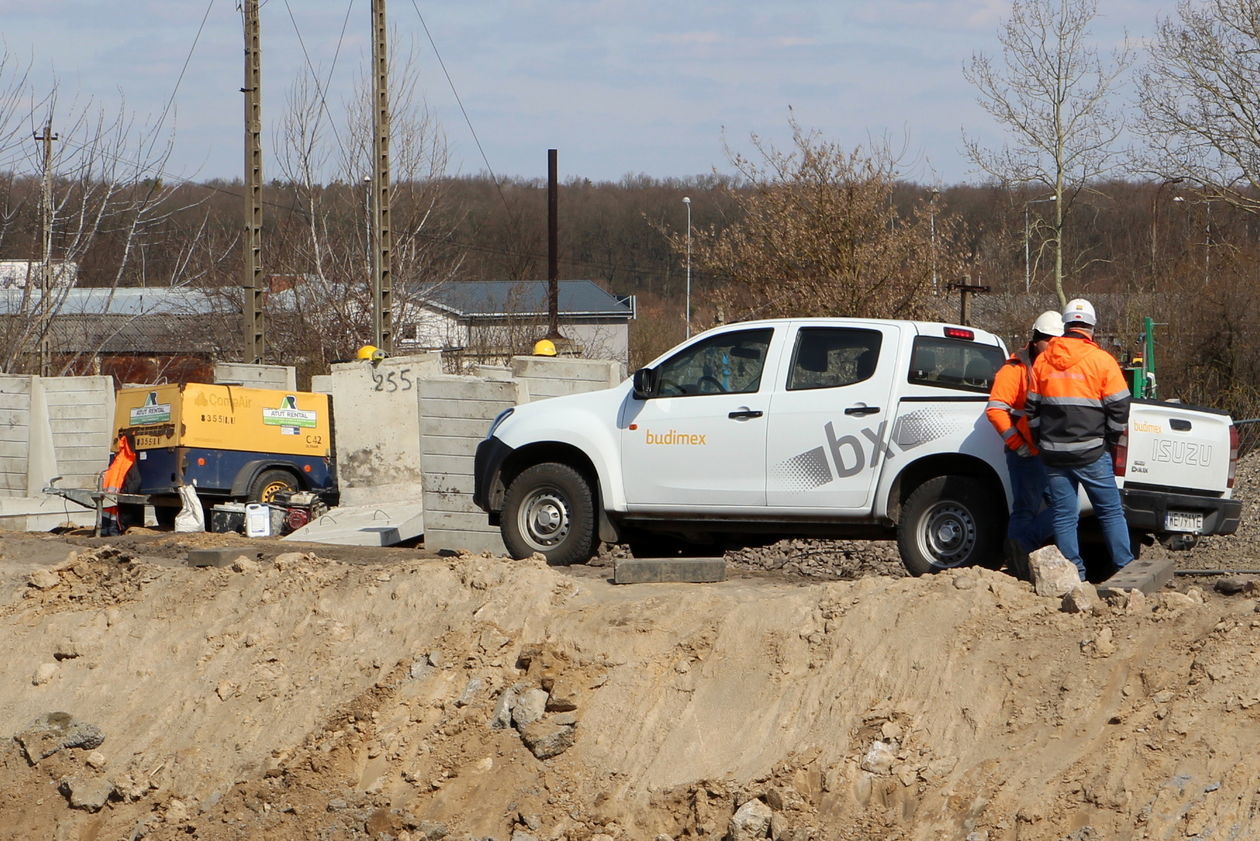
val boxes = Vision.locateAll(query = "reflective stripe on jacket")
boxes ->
[1026,330,1131,467]
[985,346,1038,455]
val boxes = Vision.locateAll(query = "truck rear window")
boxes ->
[907,336,1005,394]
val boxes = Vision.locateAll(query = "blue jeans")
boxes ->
[1005,449,1054,553]
[1045,452,1133,580]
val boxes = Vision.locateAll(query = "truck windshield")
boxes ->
[907,336,1005,394]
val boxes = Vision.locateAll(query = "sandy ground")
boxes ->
[1,460,1258,841]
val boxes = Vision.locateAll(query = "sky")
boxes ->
[0,0,1158,188]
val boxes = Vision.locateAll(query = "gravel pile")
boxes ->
[1146,451,1260,571]
[725,538,908,580]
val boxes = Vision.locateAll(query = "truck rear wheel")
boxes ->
[501,463,597,566]
[897,475,1002,576]
[249,469,300,504]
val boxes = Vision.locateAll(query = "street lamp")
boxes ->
[1024,194,1057,293]
[1173,194,1214,285]
[682,196,692,338]
[1150,177,1184,277]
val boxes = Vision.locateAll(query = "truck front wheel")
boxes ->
[501,463,597,566]
[897,475,1002,576]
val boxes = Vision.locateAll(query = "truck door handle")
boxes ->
[728,409,764,420]
[844,405,881,416]
[1170,419,1191,431]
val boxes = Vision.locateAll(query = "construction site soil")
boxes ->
[2,457,1259,841]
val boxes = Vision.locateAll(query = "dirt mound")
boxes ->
[1,532,1259,841]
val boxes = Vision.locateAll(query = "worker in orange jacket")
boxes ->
[1026,298,1134,581]
[986,310,1062,576]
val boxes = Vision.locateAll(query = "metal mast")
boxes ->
[242,0,265,363]
[371,0,393,353]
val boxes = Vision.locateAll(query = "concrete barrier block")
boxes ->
[613,557,726,584]
[418,376,525,403]
[1097,556,1175,597]
[426,527,508,556]
[423,509,497,531]
[214,362,297,390]
[509,356,619,385]
[187,547,259,568]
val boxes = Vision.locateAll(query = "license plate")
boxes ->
[1165,511,1204,533]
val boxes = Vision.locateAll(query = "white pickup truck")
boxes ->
[473,318,1242,575]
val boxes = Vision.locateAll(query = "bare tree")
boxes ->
[1136,0,1260,214]
[964,0,1130,306]
[667,119,969,324]
[0,79,204,374]
[269,36,463,369]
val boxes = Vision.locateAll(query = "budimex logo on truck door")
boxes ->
[129,392,171,426]
[262,395,317,435]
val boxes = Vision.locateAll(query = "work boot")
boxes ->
[1005,537,1031,582]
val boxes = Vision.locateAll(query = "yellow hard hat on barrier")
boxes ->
[357,344,385,361]
[533,338,557,357]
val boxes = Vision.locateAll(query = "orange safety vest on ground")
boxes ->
[1026,330,1131,467]
[986,346,1038,455]
[102,434,137,519]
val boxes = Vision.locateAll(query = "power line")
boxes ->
[143,0,216,168]
[408,0,513,217]
[282,0,355,171]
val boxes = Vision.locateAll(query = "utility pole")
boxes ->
[35,121,57,377]
[547,149,559,339]
[242,0,264,363]
[371,0,393,353]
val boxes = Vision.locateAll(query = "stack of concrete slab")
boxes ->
[0,375,114,530]
[417,376,525,555]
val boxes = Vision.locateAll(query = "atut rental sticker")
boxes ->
[263,395,317,435]
[129,392,172,426]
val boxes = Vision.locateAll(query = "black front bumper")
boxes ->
[473,436,514,513]
[1121,488,1242,536]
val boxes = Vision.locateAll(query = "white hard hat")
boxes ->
[1032,310,1064,338]
[1063,298,1096,327]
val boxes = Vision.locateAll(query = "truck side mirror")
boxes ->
[632,367,658,400]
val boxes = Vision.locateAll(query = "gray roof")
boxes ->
[418,280,632,319]
[0,287,237,316]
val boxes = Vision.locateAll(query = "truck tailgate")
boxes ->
[1125,401,1233,495]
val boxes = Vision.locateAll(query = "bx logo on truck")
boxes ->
[775,410,949,490]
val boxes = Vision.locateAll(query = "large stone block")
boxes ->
[613,557,726,584]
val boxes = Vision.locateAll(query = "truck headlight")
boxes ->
[486,407,514,439]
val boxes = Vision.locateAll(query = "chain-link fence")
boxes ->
[1235,418,1260,459]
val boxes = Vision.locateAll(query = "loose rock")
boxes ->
[1062,585,1104,614]
[59,775,115,812]
[1029,546,1082,597]
[15,712,105,763]
[728,798,773,841]
[860,740,896,775]
[518,720,575,759]
[512,688,549,728]
[490,688,517,730]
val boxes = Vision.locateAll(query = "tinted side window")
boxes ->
[656,328,773,396]
[907,337,1005,393]
[787,327,883,391]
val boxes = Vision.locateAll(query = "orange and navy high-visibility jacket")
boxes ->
[985,346,1039,455]
[1026,330,1131,467]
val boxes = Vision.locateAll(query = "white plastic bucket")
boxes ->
[245,503,272,537]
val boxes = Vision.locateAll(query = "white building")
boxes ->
[403,280,635,365]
